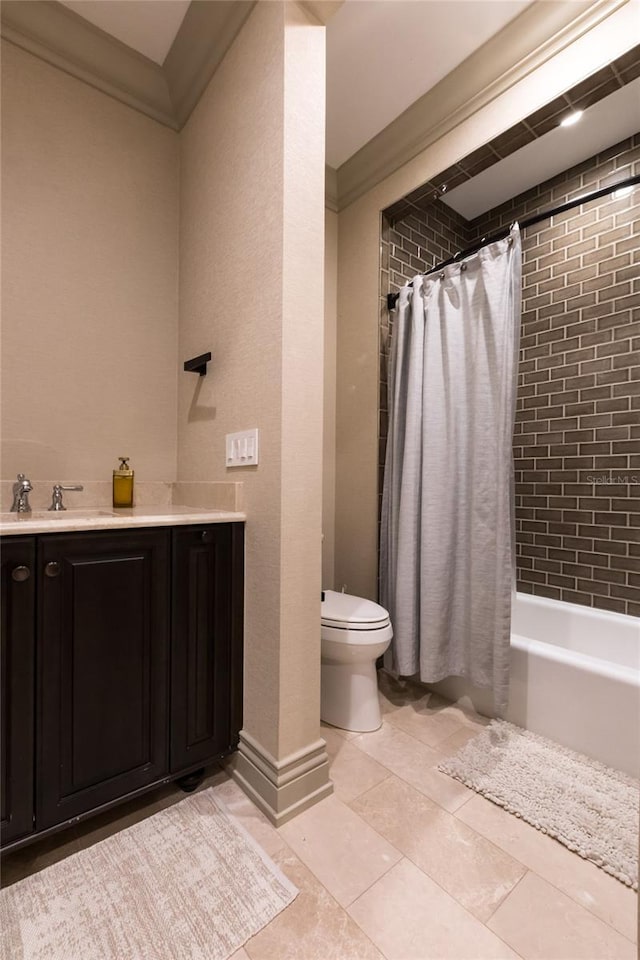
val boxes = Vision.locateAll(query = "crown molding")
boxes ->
[163,1,255,128]
[0,0,256,132]
[334,0,630,211]
[298,1,343,26]
[325,165,338,212]
[1,0,176,127]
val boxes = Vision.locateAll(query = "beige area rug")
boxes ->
[439,719,639,890]
[0,789,297,960]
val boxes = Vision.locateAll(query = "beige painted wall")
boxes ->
[335,3,639,601]
[1,1,327,792]
[323,208,338,589]
[1,41,179,487]
[178,1,326,762]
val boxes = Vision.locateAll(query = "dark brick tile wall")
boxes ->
[470,136,640,616]
[379,135,640,616]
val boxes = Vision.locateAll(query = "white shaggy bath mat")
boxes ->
[0,788,298,960]
[439,720,638,889]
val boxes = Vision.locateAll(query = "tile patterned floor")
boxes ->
[2,673,637,959]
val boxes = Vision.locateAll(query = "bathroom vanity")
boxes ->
[0,508,245,851]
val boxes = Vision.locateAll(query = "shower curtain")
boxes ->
[380,225,521,712]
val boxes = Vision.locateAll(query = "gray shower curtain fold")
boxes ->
[380,225,522,713]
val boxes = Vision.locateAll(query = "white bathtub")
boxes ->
[429,592,640,778]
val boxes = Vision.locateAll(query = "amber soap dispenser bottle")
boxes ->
[113,457,134,508]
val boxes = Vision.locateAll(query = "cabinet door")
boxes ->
[1,537,35,846]
[37,529,170,829]
[171,523,244,773]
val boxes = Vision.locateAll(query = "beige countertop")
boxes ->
[0,505,246,536]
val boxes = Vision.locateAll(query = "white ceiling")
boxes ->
[325,0,534,169]
[60,1,190,65]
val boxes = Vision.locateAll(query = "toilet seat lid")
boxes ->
[321,590,390,628]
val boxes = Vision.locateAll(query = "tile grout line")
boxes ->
[231,784,390,960]
[451,790,639,942]
[346,718,478,815]
[338,772,397,807]
[273,802,401,960]
[481,866,531,928]
[483,867,638,952]
[316,732,638,949]
[330,710,638,946]
[384,710,475,751]
[343,774,531,933]
[318,706,638,946]
[479,871,531,960]
[243,838,389,960]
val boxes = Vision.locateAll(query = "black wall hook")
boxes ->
[183,352,212,376]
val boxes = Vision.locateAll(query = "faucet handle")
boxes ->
[48,483,84,511]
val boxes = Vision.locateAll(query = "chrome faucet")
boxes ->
[11,474,33,513]
[48,484,84,511]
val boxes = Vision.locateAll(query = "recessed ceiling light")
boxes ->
[560,111,583,128]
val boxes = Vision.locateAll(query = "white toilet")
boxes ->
[321,590,393,733]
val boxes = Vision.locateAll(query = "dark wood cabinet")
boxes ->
[1,537,36,846]
[170,524,244,771]
[37,529,170,830]
[0,520,244,851]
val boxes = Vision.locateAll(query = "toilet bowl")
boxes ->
[321,590,393,733]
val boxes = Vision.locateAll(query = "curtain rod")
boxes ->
[386,174,640,311]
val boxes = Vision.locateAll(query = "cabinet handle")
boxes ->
[11,565,30,582]
[45,561,61,578]
[200,530,209,542]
